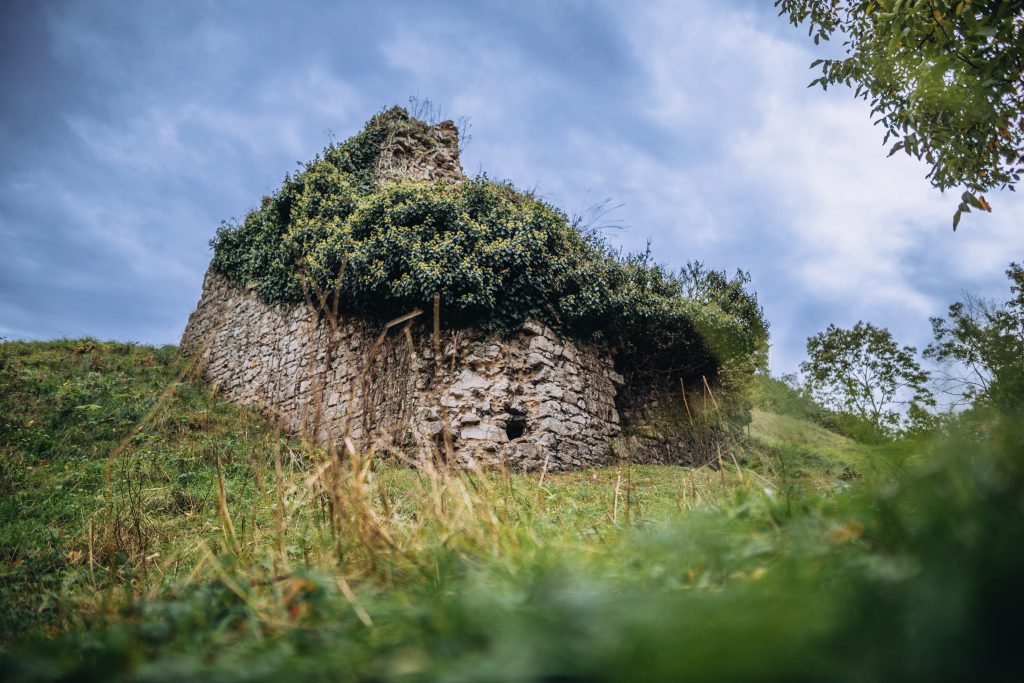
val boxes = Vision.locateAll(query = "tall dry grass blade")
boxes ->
[87,518,97,591]
[702,375,721,414]
[625,460,633,523]
[336,576,374,628]
[715,443,727,487]
[727,447,746,485]
[273,433,290,573]
[612,470,622,523]
[535,453,551,506]
[215,456,240,557]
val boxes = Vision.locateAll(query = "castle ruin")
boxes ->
[181,108,716,470]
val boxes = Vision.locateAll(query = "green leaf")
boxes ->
[962,191,985,210]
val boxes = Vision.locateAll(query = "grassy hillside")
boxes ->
[1,340,1020,681]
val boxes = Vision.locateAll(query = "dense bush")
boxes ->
[210,108,768,390]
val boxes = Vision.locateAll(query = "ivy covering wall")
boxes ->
[209,108,769,394]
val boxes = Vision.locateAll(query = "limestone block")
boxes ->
[512,441,541,460]
[460,421,507,442]
[536,382,564,400]
[525,352,551,369]
[538,417,569,436]
[450,369,490,395]
[528,335,555,354]
[520,321,545,336]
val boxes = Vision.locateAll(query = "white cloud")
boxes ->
[381,21,560,185]
[65,65,361,177]
[618,0,1024,372]
[58,190,196,285]
[380,0,1024,378]
[13,0,1024,360]
[735,94,941,312]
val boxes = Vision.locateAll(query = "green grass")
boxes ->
[750,408,855,452]
[1,340,1021,681]
[0,340,286,639]
[0,341,784,643]
[745,405,905,485]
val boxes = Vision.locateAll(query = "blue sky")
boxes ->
[2,0,1022,375]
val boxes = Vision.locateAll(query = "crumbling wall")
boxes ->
[180,272,624,471]
[180,107,724,470]
[373,113,464,186]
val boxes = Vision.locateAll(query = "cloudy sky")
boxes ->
[2,0,1022,374]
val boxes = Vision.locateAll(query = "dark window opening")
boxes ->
[505,414,527,440]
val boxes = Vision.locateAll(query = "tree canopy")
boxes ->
[776,0,1024,228]
[801,321,934,435]
[926,262,1024,410]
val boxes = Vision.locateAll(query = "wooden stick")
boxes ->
[433,293,441,355]
[680,377,693,425]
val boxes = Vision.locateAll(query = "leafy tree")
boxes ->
[925,262,1024,410]
[776,0,1024,228]
[801,321,934,435]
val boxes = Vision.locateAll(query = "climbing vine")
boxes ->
[210,108,769,390]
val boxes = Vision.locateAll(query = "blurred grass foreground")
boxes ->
[0,339,1022,681]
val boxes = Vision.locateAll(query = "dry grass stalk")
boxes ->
[215,456,240,557]
[612,470,622,523]
[625,460,633,523]
[680,377,694,425]
[336,575,374,628]
[273,434,289,574]
[535,453,551,506]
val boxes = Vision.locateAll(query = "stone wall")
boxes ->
[179,106,726,470]
[373,111,464,186]
[181,271,625,471]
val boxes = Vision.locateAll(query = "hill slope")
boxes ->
[2,340,1020,681]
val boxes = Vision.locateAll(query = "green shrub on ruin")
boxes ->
[209,109,768,390]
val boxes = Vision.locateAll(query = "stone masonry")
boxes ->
[181,272,624,471]
[180,107,719,470]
